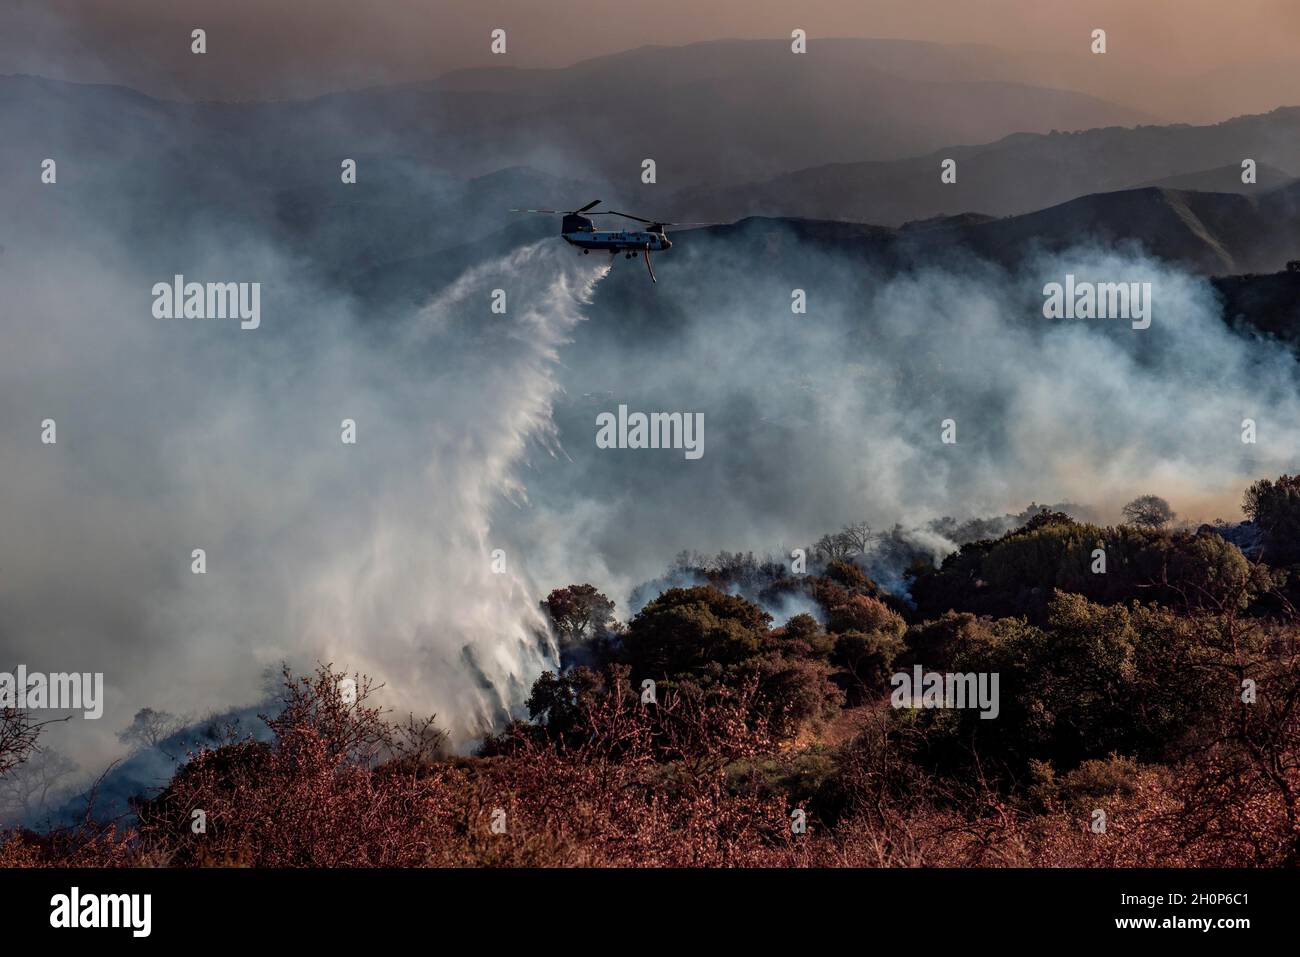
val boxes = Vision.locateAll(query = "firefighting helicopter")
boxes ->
[510,200,713,283]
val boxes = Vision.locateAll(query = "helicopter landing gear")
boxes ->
[583,248,589,254]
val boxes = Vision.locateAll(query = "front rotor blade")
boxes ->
[604,210,657,225]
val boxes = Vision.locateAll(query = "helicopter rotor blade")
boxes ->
[601,211,721,229]
[510,199,602,215]
[603,210,657,225]
[509,204,719,234]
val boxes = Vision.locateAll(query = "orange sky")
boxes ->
[5,0,1299,105]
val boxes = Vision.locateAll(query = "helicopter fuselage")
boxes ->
[535,207,678,280]
[562,229,672,252]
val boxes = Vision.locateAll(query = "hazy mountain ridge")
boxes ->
[6,62,1299,316]
[897,183,1300,274]
[0,37,1154,190]
[630,182,1300,281]
[666,107,1300,226]
[429,36,1300,126]
[334,181,1300,323]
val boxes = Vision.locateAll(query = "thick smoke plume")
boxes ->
[0,221,609,790]
[289,244,612,743]
[513,238,1300,617]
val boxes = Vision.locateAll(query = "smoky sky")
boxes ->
[4,0,1300,119]
[4,0,1300,814]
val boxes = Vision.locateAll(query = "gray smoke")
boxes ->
[508,236,1300,618]
[0,209,610,780]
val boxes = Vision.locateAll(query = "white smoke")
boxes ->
[289,242,611,744]
[514,241,1300,611]
[0,230,610,769]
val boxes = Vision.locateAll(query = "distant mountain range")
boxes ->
[1,37,1157,192]
[353,183,1300,310]
[4,46,1300,307]
[422,38,1158,184]
[696,180,1300,276]
[665,108,1300,226]
[891,182,1300,274]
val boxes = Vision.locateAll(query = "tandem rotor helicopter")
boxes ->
[510,200,714,283]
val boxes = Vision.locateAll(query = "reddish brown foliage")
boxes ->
[2,603,1297,868]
